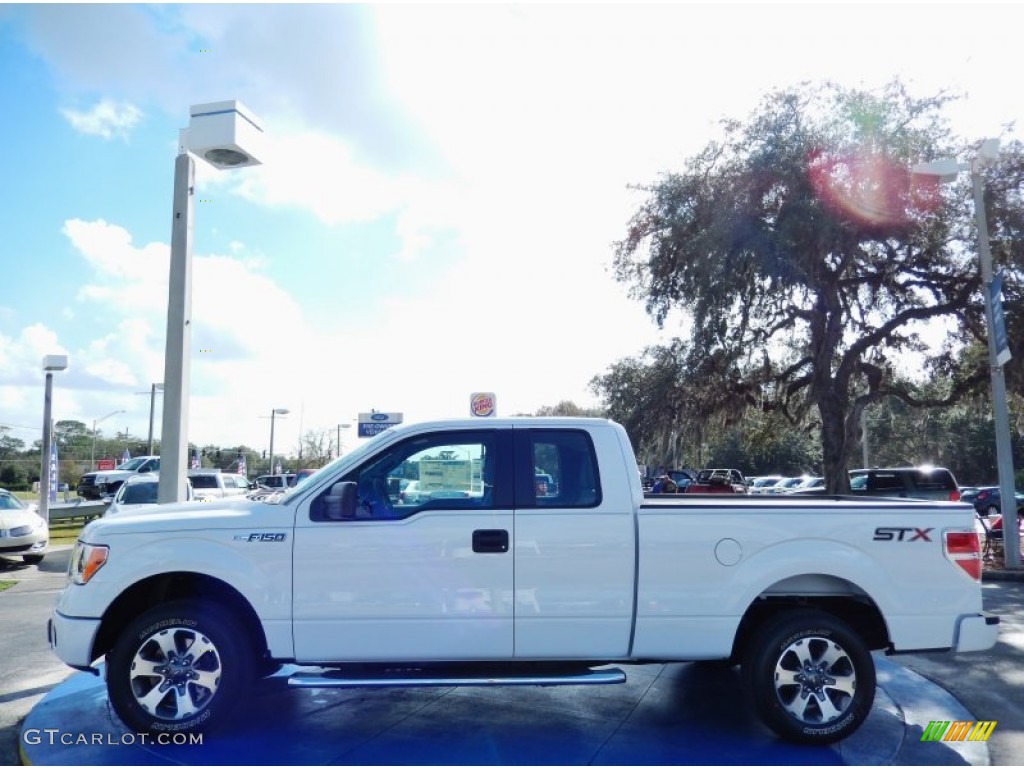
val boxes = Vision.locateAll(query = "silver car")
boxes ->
[0,489,47,564]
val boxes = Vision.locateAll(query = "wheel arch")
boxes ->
[730,573,891,663]
[93,571,268,662]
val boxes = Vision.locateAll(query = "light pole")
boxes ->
[40,355,68,526]
[159,101,264,504]
[135,383,164,456]
[335,422,351,458]
[914,139,1020,569]
[269,408,289,476]
[91,410,126,471]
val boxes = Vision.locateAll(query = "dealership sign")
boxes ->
[357,412,403,437]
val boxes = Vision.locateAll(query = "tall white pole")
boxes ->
[972,163,1020,568]
[269,410,277,476]
[147,383,162,456]
[40,372,54,525]
[158,152,195,504]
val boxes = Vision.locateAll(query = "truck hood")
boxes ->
[83,498,294,538]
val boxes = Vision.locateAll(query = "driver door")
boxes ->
[292,428,514,662]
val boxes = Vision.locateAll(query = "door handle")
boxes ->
[472,529,509,553]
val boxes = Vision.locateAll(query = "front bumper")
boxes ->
[0,536,47,555]
[48,610,102,669]
[953,612,1000,652]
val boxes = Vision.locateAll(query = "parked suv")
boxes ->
[848,466,961,501]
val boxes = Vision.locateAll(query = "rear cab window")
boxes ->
[514,429,601,508]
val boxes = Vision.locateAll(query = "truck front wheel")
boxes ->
[106,600,253,734]
[742,610,875,745]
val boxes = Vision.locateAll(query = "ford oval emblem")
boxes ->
[371,413,389,421]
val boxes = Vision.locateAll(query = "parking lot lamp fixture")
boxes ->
[269,408,289,478]
[336,422,351,458]
[159,101,264,504]
[913,139,1020,569]
[40,355,68,526]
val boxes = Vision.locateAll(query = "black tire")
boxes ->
[22,554,44,565]
[742,610,875,745]
[106,600,254,734]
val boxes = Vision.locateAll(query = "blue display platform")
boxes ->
[19,657,988,765]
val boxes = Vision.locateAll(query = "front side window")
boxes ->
[312,430,509,521]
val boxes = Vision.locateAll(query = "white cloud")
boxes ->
[56,217,332,448]
[0,324,67,385]
[60,98,143,140]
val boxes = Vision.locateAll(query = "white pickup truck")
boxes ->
[49,417,998,744]
[76,455,161,500]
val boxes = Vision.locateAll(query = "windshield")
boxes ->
[276,427,402,505]
[0,492,26,510]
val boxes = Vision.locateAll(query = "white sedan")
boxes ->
[0,489,47,565]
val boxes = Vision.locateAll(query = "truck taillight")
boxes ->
[949,489,961,501]
[944,530,981,581]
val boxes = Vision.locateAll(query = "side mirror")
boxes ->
[324,481,357,520]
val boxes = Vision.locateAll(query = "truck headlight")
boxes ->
[70,542,109,585]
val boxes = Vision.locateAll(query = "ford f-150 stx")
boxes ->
[48,418,998,744]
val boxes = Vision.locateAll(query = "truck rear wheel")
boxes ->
[106,600,253,734]
[742,610,875,744]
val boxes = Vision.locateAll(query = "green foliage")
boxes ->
[0,463,28,491]
[54,420,92,457]
[534,401,605,417]
[609,79,1024,491]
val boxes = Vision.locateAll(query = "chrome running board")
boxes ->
[287,664,626,689]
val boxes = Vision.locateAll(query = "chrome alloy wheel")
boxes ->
[129,626,223,722]
[772,635,857,725]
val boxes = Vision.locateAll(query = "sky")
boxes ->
[1,2,1023,459]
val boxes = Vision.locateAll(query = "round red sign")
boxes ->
[471,392,495,417]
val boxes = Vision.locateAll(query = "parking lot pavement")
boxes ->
[886,575,1024,766]
[17,655,988,766]
[0,547,76,768]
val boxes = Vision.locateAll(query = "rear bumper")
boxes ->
[48,611,102,669]
[953,612,1000,652]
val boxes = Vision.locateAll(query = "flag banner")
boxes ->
[48,441,59,503]
[237,453,247,476]
[191,451,200,470]
[275,461,282,475]
[121,448,130,463]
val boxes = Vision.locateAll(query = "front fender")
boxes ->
[56,529,293,656]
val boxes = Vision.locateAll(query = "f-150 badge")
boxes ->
[233,532,288,542]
